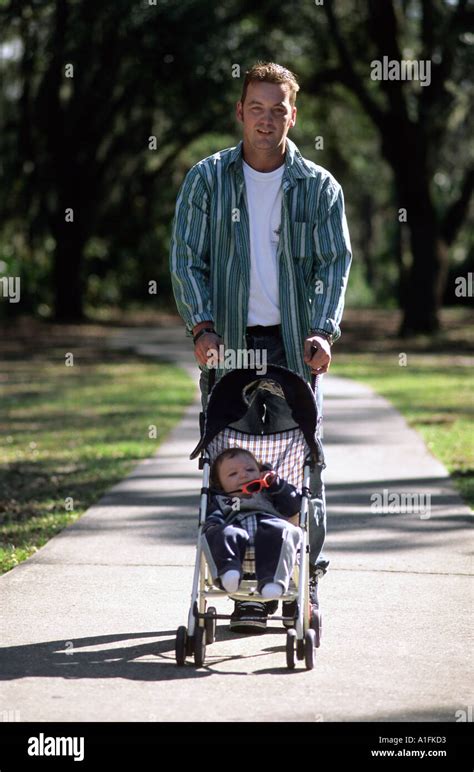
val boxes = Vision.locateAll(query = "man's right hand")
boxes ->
[194,331,221,366]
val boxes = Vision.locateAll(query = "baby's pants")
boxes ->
[202,515,301,594]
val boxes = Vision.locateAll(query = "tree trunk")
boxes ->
[392,145,446,335]
[360,193,375,287]
[52,220,86,321]
[399,189,447,336]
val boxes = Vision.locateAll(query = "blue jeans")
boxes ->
[199,331,327,568]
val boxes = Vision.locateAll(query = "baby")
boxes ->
[202,448,302,599]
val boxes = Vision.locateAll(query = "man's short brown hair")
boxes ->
[240,61,300,107]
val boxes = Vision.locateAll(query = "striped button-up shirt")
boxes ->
[169,136,352,382]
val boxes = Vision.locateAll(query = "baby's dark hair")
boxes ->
[210,448,263,490]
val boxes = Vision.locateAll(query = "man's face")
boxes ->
[236,81,296,153]
[218,453,261,494]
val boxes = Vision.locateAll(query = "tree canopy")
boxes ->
[0,0,472,333]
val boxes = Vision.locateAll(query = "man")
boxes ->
[170,61,352,632]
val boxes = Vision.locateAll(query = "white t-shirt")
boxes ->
[243,159,285,326]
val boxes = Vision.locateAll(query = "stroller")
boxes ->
[175,364,324,670]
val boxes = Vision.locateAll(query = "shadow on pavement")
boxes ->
[0,631,209,682]
[0,626,294,682]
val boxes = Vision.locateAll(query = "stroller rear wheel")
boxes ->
[175,626,188,666]
[194,625,206,667]
[310,608,322,648]
[304,629,317,670]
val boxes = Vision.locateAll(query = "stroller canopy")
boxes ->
[190,365,319,461]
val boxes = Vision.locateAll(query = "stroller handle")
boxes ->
[208,366,216,394]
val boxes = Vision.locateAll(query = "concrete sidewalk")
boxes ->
[0,326,472,722]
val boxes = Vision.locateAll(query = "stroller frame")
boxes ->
[175,366,323,670]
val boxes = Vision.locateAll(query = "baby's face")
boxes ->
[218,453,261,494]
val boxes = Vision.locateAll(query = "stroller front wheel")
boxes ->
[205,607,217,645]
[175,626,188,666]
[286,629,296,669]
[296,638,305,660]
[194,625,207,667]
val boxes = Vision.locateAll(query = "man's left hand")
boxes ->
[304,335,331,375]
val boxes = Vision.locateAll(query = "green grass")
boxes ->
[0,359,196,574]
[331,353,474,509]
